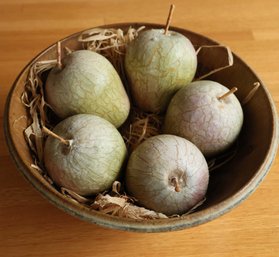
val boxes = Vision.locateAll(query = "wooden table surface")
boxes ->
[1,0,279,256]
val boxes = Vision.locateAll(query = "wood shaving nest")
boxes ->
[22,60,57,162]
[92,194,168,220]
[121,107,163,152]
[21,26,261,220]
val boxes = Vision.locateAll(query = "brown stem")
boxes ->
[171,177,181,192]
[218,87,238,101]
[57,41,62,70]
[164,4,175,35]
[42,126,70,146]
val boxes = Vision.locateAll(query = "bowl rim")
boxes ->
[4,22,279,232]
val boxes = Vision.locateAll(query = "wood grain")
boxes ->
[0,0,278,256]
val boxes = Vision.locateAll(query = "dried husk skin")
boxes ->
[125,29,197,113]
[125,135,209,216]
[164,80,244,157]
[45,50,130,128]
[44,114,127,196]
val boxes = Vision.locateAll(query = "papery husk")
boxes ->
[207,142,238,172]
[91,194,168,219]
[31,162,54,185]
[195,45,233,80]
[121,108,163,152]
[21,26,261,220]
[79,26,145,53]
[61,187,92,204]
[242,82,261,105]
[22,60,56,162]
[91,181,168,219]
[181,197,206,216]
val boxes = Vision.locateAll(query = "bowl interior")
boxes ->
[4,23,278,232]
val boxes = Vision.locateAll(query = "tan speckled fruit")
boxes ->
[125,135,209,216]
[45,50,130,128]
[164,80,244,157]
[125,29,197,113]
[44,114,127,196]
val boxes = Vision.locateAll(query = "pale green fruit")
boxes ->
[45,50,130,128]
[125,29,197,113]
[164,80,244,157]
[125,135,209,216]
[44,114,127,196]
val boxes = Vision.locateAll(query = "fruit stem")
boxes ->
[218,87,238,101]
[171,177,181,192]
[42,126,71,146]
[164,4,175,35]
[57,41,63,70]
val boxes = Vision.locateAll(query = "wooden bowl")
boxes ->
[4,23,279,232]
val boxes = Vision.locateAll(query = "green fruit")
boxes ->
[125,135,209,215]
[164,80,244,157]
[125,29,197,113]
[45,50,130,128]
[44,114,127,196]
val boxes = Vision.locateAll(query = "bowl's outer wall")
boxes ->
[4,23,279,232]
